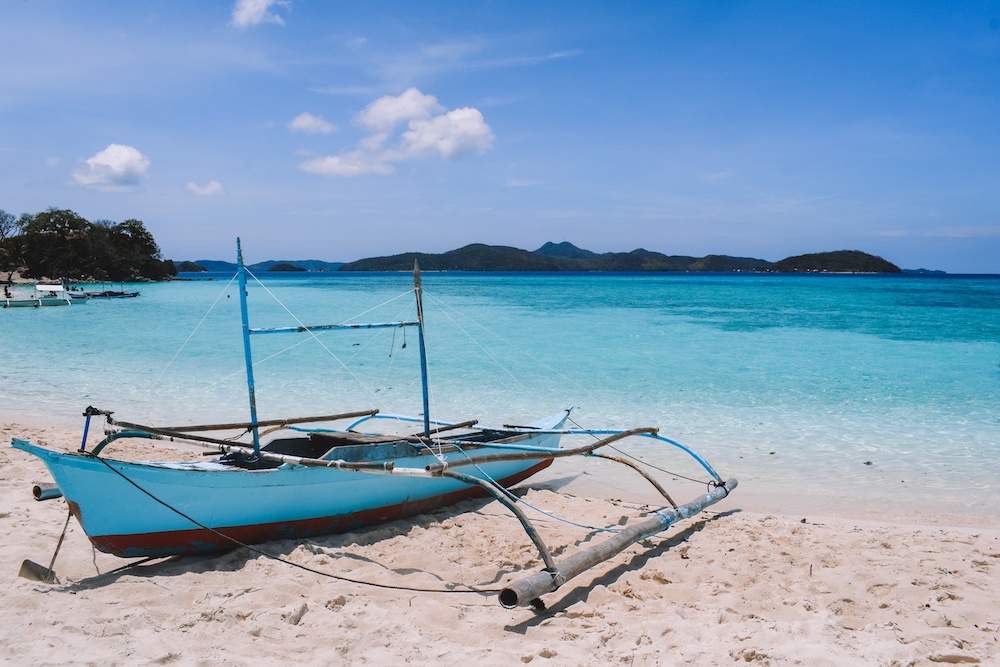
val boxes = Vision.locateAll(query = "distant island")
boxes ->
[334,243,903,274]
[268,263,306,272]
[2,205,912,283]
[175,243,909,275]
[178,259,344,273]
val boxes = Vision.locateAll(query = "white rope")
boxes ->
[157,273,238,379]
[439,444,624,534]
[342,288,417,324]
[241,269,422,425]
[380,299,415,384]
[423,292,596,397]
[135,273,239,411]
[423,294,529,392]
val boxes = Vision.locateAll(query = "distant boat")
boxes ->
[85,290,140,298]
[14,239,736,608]
[85,284,140,299]
[2,284,83,308]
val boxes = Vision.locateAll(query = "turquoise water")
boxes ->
[3,272,998,520]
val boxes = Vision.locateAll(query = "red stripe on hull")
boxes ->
[86,459,553,558]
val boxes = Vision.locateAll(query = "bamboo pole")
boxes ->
[107,409,379,433]
[424,428,658,471]
[498,477,738,608]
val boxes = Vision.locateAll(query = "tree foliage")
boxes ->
[0,208,176,281]
[0,209,20,280]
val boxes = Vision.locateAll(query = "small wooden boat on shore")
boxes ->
[13,240,736,608]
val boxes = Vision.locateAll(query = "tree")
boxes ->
[106,219,173,280]
[20,209,93,279]
[0,209,17,243]
[0,209,23,283]
[5,208,176,281]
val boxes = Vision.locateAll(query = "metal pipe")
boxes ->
[32,483,62,501]
[498,478,738,608]
[79,412,92,452]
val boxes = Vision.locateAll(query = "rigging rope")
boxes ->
[423,295,531,393]
[237,268,425,428]
[443,443,625,535]
[424,292,597,397]
[135,273,240,413]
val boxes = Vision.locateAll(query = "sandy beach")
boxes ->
[2,420,998,666]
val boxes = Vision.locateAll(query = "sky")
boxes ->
[2,1,999,272]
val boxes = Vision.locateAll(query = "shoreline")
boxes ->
[3,419,999,665]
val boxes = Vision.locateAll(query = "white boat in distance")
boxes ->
[2,284,87,308]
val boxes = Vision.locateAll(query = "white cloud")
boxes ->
[231,0,289,28]
[300,151,394,178]
[876,226,1000,239]
[395,107,494,159]
[289,112,335,134]
[298,88,494,178]
[73,144,150,191]
[357,88,443,132]
[929,226,1000,239]
[186,180,225,196]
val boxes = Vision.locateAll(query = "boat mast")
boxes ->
[236,238,262,458]
[413,261,431,438]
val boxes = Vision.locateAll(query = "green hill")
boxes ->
[773,251,901,273]
[180,259,344,272]
[340,244,573,271]
[182,243,907,275]
[534,241,600,259]
[339,243,774,272]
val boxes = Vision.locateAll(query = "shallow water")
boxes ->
[3,271,998,520]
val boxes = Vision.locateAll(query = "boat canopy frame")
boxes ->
[235,238,434,459]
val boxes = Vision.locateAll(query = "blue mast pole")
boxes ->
[413,261,431,438]
[237,238,261,459]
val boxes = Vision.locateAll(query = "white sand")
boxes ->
[2,421,998,666]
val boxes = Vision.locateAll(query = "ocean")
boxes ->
[3,271,998,522]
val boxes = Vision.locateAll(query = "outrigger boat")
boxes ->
[2,284,83,308]
[13,240,736,608]
[85,289,140,299]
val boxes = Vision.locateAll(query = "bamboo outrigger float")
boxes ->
[13,239,736,608]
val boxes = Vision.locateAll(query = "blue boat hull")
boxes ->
[2,297,72,307]
[13,420,564,558]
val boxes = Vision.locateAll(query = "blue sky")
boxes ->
[2,1,999,272]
